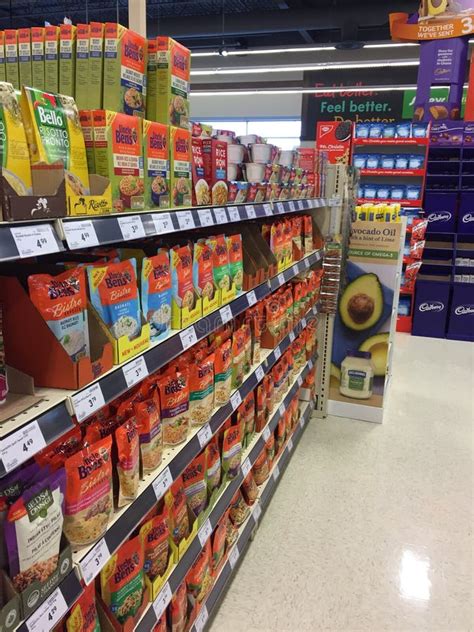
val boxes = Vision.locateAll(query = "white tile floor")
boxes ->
[209,333,474,632]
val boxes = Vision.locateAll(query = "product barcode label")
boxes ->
[255,365,265,382]
[198,208,214,227]
[253,503,262,522]
[262,426,271,442]
[297,200,305,210]
[26,587,68,632]
[79,538,111,585]
[245,204,256,219]
[220,305,233,324]
[72,383,105,422]
[152,212,174,234]
[0,421,46,474]
[288,201,296,212]
[152,466,173,500]
[228,545,240,569]
[297,375,303,387]
[11,223,60,258]
[197,424,212,448]
[241,457,251,478]
[153,582,172,621]
[274,346,281,360]
[228,206,240,222]
[230,390,242,411]
[117,215,146,241]
[287,437,294,451]
[273,464,280,480]
[289,331,296,343]
[214,207,228,223]
[180,326,197,350]
[301,317,307,328]
[63,220,99,249]
[177,210,195,230]
[292,264,299,276]
[247,290,257,306]
[308,358,314,369]
[263,203,272,216]
[198,519,212,546]
[279,403,285,417]
[278,273,285,286]
[123,356,149,388]
[299,415,305,429]
[195,606,209,632]
[276,202,285,214]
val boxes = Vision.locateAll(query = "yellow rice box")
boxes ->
[89,22,104,108]
[79,109,95,175]
[169,126,191,207]
[31,27,45,90]
[44,26,59,93]
[75,24,89,110]
[103,23,146,117]
[20,86,90,197]
[155,37,190,129]
[5,30,19,90]
[17,28,32,88]
[59,24,76,97]
[0,32,5,82]
[0,82,32,195]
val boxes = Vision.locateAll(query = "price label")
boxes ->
[198,208,214,227]
[277,273,285,286]
[228,545,240,569]
[253,503,262,522]
[287,437,294,452]
[230,390,242,411]
[79,538,111,585]
[245,204,256,219]
[197,424,212,448]
[263,203,272,216]
[241,457,251,478]
[177,210,195,231]
[72,383,105,422]
[288,201,296,212]
[255,365,265,382]
[262,426,271,442]
[11,223,60,258]
[228,206,240,222]
[279,403,285,417]
[152,212,174,234]
[0,421,46,473]
[123,356,149,388]
[63,220,99,249]
[289,331,295,343]
[297,375,303,387]
[292,264,299,276]
[299,416,305,429]
[180,326,197,351]
[153,582,172,621]
[213,207,228,223]
[276,202,285,214]
[274,346,281,361]
[304,257,310,269]
[301,317,307,328]
[308,358,314,370]
[152,466,173,500]
[195,606,209,632]
[297,200,304,210]
[198,519,212,546]
[246,290,257,306]
[220,305,233,324]
[26,587,68,632]
[117,215,146,241]
[273,464,280,480]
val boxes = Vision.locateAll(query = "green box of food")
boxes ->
[143,119,169,208]
[155,36,190,128]
[5,30,19,90]
[89,21,104,108]
[59,23,76,97]
[17,28,32,88]
[170,125,191,207]
[145,38,157,121]
[31,27,45,90]
[44,25,59,93]
[0,32,5,82]
[74,23,89,109]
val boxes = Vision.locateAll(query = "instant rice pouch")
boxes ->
[0,81,32,195]
[141,251,172,340]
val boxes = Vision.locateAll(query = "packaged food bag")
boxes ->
[183,452,207,521]
[115,419,140,507]
[65,583,101,632]
[0,82,32,196]
[140,507,170,581]
[141,251,172,340]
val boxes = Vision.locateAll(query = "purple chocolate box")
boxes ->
[413,275,451,338]
[463,123,474,146]
[425,192,458,233]
[458,192,474,234]
[448,282,474,341]
[430,121,464,146]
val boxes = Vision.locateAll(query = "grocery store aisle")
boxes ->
[210,333,473,632]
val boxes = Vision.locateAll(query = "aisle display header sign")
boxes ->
[390,10,474,41]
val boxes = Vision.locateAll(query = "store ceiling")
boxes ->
[0,0,420,50]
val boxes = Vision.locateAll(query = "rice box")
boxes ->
[31,27,45,90]
[59,24,76,98]
[191,137,210,206]
[5,30,19,90]
[89,22,104,109]
[143,119,169,209]
[0,82,32,195]
[170,126,191,207]
[146,39,157,122]
[202,139,228,206]
[103,24,146,118]
[20,86,90,197]
[0,32,5,82]
[44,26,59,93]
[155,37,190,128]
[75,24,89,110]
[93,110,144,212]
[17,28,32,88]
[79,109,95,175]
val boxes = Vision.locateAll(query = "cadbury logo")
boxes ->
[462,213,474,223]
[454,304,474,316]
[428,212,451,223]
[419,301,444,313]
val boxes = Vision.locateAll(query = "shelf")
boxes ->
[359,169,425,177]
[0,249,323,477]
[0,198,330,263]
[357,198,423,208]
[353,138,429,147]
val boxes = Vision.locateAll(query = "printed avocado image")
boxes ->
[339,273,384,331]
[359,333,389,376]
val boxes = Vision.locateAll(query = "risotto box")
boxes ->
[31,27,45,90]
[202,138,228,206]
[103,23,146,118]
[143,119,170,209]
[75,24,90,110]
[155,36,190,129]
[59,24,76,98]
[17,28,32,88]
[93,109,144,212]
[89,22,104,109]
[44,26,59,93]
[79,109,96,175]
[0,32,5,82]
[4,30,19,90]
[170,125,191,207]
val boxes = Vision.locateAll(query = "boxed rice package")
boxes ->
[146,39,158,122]
[31,27,45,90]
[21,86,90,196]
[89,22,104,109]
[0,82,32,196]
[202,138,228,205]
[93,109,144,211]
[44,25,59,93]
[17,28,32,88]
[143,119,169,208]
[75,24,90,110]
[155,36,190,128]
[80,109,96,175]
[103,23,146,117]
[0,32,5,82]
[5,30,19,89]
[170,126,191,207]
[59,24,76,98]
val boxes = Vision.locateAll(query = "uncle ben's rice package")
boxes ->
[0,82,32,196]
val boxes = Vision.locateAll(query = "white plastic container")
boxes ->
[339,351,374,400]
[249,143,272,164]
[245,162,266,183]
[216,134,233,144]
[227,163,240,180]
[228,144,245,163]
[238,134,258,145]
[278,149,296,167]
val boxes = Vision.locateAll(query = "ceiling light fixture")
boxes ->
[192,85,420,96]
[191,60,420,76]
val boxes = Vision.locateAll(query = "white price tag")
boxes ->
[195,606,209,632]
[11,223,59,258]
[72,383,105,422]
[79,538,111,585]
[301,317,307,328]
[297,200,305,210]
[197,424,212,448]
[255,365,265,382]
[177,210,195,230]
[26,587,68,632]
[308,358,314,369]
[277,273,285,286]
[198,208,214,227]
[279,403,285,417]
[180,326,197,350]
[152,212,174,234]
[245,204,256,219]
[274,346,281,361]
[228,206,240,222]
[262,426,271,442]
[253,503,262,522]
[289,201,296,212]
[241,457,251,478]
[123,356,149,388]
[153,582,172,621]
[263,203,272,216]
[153,466,173,500]
[63,220,99,249]
[117,215,145,241]
[246,290,257,306]
[230,390,242,411]
[198,519,212,546]
[297,375,303,387]
[289,330,295,343]
[292,264,299,276]
[273,464,280,480]
[287,437,294,452]
[228,545,240,569]
[276,202,285,214]
[299,416,305,429]
[0,421,46,473]
[220,305,233,324]
[214,207,228,223]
